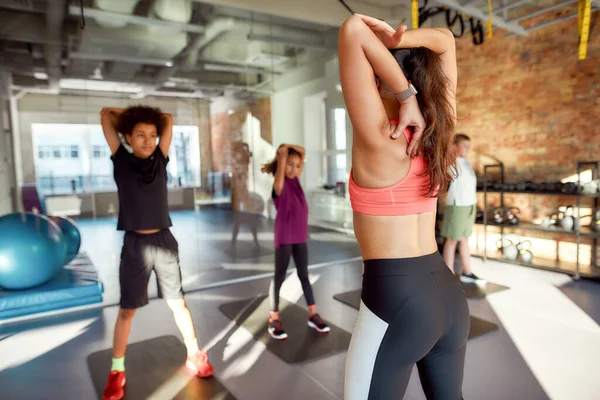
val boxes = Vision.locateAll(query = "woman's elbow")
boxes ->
[339,15,362,39]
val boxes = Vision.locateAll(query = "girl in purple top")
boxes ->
[261,144,330,339]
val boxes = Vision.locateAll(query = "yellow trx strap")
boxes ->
[412,0,419,29]
[578,0,591,60]
[487,0,493,38]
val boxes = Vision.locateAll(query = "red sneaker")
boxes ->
[185,350,214,378]
[103,370,126,400]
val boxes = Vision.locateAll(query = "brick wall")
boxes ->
[455,5,599,269]
[210,97,271,173]
[210,96,272,211]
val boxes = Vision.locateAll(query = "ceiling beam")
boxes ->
[508,0,577,23]
[67,6,205,33]
[495,0,531,14]
[434,0,529,35]
[190,0,389,27]
[504,7,599,38]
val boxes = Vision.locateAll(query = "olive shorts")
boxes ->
[441,205,476,240]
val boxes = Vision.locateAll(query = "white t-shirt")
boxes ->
[446,157,477,206]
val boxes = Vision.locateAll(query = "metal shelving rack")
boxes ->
[478,161,600,279]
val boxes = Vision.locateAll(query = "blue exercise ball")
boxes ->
[0,213,67,290]
[49,216,81,264]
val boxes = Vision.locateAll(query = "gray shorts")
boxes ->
[119,229,184,309]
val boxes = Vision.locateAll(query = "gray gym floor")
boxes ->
[1,209,599,399]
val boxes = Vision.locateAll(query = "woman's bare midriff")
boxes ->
[135,229,161,234]
[353,211,438,261]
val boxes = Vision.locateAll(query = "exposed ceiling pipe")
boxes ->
[45,0,67,91]
[92,0,139,29]
[68,5,204,33]
[181,18,236,71]
[154,16,331,86]
[153,17,243,87]
[151,0,193,24]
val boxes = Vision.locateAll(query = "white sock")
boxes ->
[185,338,199,356]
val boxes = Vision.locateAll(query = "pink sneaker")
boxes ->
[185,350,214,378]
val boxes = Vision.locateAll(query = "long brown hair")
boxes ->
[392,47,457,196]
[261,147,301,176]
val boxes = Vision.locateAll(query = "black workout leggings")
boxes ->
[270,242,315,312]
[345,251,470,400]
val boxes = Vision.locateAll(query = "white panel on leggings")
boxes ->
[345,300,389,400]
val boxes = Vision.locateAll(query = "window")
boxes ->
[37,145,80,159]
[32,123,201,195]
[166,127,201,188]
[92,145,109,159]
[322,107,349,184]
[334,108,347,150]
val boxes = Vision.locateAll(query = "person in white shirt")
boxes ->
[442,134,486,284]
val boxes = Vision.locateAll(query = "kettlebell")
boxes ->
[496,237,513,251]
[562,182,578,194]
[517,240,533,264]
[583,180,599,194]
[493,207,504,225]
[559,206,575,231]
[592,209,600,233]
[502,240,519,261]
[547,182,561,193]
[476,208,484,223]
[505,207,520,225]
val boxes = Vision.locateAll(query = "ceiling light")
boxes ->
[168,77,198,84]
[89,67,103,80]
[59,79,143,94]
[203,63,282,75]
[336,83,342,92]
[34,72,48,80]
[228,109,234,115]
[204,64,251,74]
[166,61,174,67]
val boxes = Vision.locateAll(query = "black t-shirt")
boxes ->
[111,144,172,231]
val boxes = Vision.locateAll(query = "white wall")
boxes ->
[303,91,327,191]
[0,67,14,216]
[242,114,273,216]
[270,76,326,188]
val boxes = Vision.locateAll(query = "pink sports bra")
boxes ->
[349,121,438,216]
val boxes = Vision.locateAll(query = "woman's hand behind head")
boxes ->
[393,96,425,157]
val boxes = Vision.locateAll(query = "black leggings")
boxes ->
[345,252,470,399]
[270,242,315,312]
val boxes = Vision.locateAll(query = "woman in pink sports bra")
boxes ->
[339,14,469,400]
